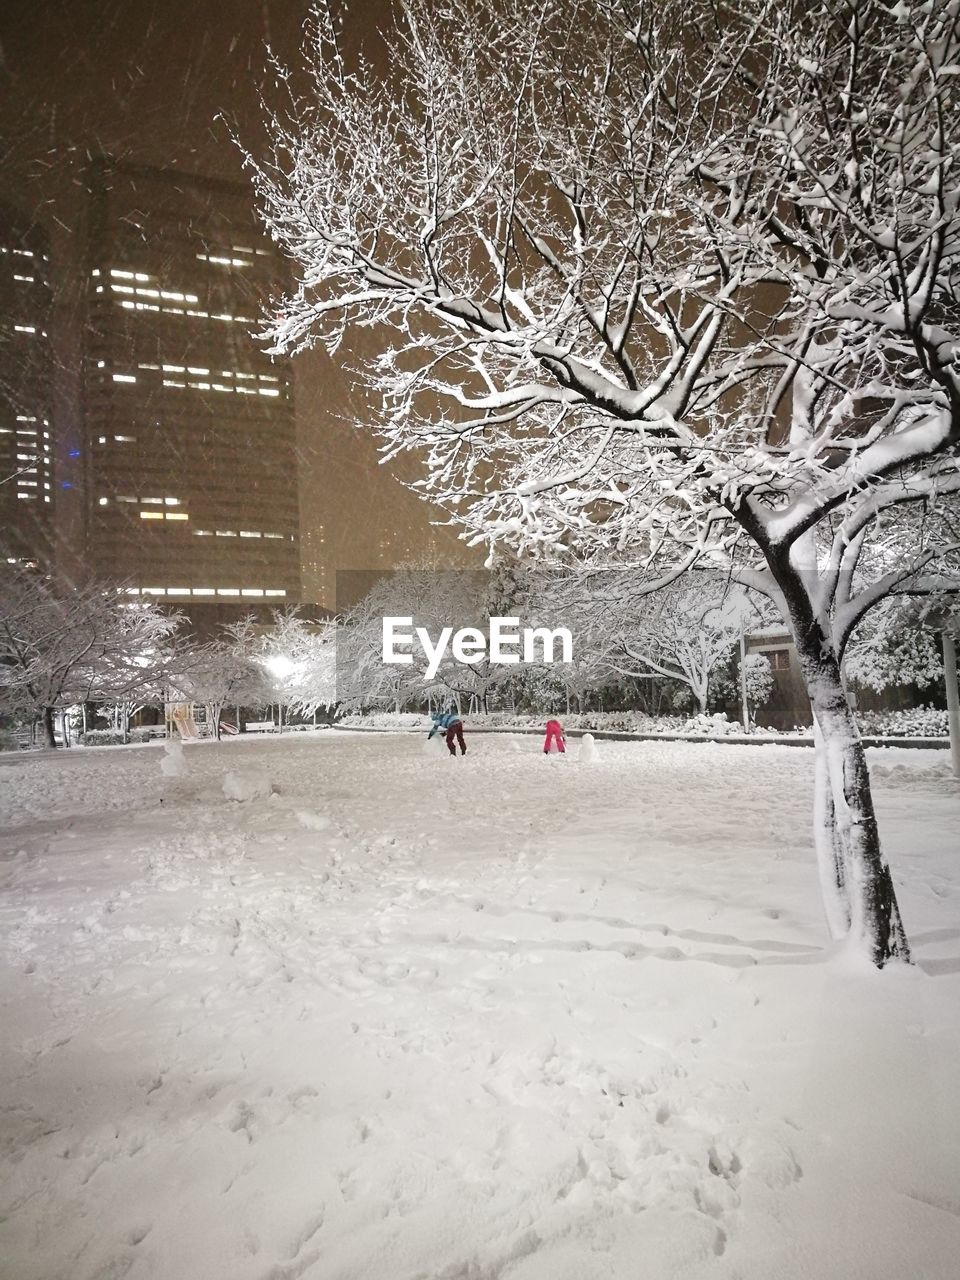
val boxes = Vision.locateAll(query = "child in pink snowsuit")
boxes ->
[543,719,565,754]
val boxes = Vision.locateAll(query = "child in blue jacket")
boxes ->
[428,711,467,756]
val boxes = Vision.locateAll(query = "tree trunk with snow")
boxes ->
[781,574,909,966]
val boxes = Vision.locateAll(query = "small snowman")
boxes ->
[160,735,186,778]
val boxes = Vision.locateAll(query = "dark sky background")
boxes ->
[0,0,474,606]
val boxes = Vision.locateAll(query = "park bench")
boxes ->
[244,721,277,733]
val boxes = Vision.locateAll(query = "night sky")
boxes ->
[0,0,473,606]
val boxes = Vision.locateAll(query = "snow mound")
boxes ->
[222,770,274,802]
[295,809,331,832]
[579,732,598,763]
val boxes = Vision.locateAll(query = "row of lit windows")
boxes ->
[95,498,293,543]
[13,324,47,336]
[103,363,282,399]
[99,495,181,506]
[0,247,45,259]
[114,298,255,324]
[193,529,288,540]
[125,587,288,598]
[137,363,278,383]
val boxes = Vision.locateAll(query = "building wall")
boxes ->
[82,159,301,612]
[0,202,53,565]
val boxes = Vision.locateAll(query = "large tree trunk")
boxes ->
[789,612,910,966]
[812,720,852,940]
[41,705,57,749]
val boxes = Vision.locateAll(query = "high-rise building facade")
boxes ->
[83,160,300,614]
[0,202,53,566]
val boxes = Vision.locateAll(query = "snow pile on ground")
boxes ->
[1,732,958,1280]
[222,769,274,801]
[338,711,430,729]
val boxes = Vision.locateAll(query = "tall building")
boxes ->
[0,202,54,566]
[82,159,301,618]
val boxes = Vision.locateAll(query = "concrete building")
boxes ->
[0,202,53,566]
[82,159,301,622]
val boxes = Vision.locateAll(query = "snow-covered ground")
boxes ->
[1,732,958,1280]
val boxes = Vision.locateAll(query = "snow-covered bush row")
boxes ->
[857,706,949,739]
[337,708,948,739]
[81,729,128,746]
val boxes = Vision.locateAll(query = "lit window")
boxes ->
[165,512,189,521]
[217,588,240,596]
[141,497,162,504]
[187,366,209,376]
[114,435,136,442]
[265,590,287,597]
[99,497,109,506]
[241,589,264,597]
[14,324,36,334]
[192,588,215,596]
[140,511,164,520]
[239,530,261,538]
[164,498,180,506]
[112,373,137,384]
[13,274,35,283]
[215,530,236,537]
[110,269,135,279]
[142,588,165,596]
[258,388,280,397]
[193,530,213,537]
[166,588,190,595]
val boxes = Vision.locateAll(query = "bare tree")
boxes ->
[0,566,181,747]
[249,0,960,963]
[170,616,272,740]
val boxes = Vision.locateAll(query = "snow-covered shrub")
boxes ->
[857,706,949,738]
[740,653,774,709]
[130,725,166,742]
[682,712,742,736]
[82,729,126,746]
